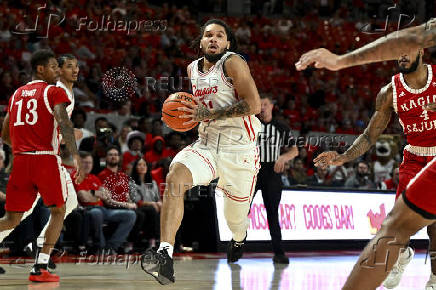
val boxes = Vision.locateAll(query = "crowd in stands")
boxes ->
[0,0,433,254]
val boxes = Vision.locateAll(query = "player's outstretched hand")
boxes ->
[314,151,346,169]
[73,154,85,184]
[295,48,343,71]
[178,100,211,124]
[424,102,436,112]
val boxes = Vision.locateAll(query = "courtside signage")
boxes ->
[215,189,428,241]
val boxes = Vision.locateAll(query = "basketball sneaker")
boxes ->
[425,273,436,289]
[25,242,57,270]
[28,264,59,282]
[382,247,414,289]
[227,237,246,263]
[141,248,175,285]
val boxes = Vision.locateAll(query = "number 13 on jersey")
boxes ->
[14,99,38,126]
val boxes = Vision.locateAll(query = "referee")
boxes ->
[255,96,298,264]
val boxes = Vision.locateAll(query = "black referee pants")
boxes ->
[254,163,284,255]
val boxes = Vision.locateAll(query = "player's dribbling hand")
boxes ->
[314,151,346,169]
[73,154,85,184]
[295,48,343,71]
[424,103,436,112]
[178,100,211,124]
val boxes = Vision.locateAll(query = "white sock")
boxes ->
[36,236,44,248]
[158,242,174,258]
[36,253,50,264]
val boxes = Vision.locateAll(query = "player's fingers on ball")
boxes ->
[177,106,190,112]
[180,100,194,108]
[179,113,192,119]
[183,120,195,126]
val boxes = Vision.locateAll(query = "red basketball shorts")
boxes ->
[396,150,434,199]
[402,154,436,219]
[5,154,68,212]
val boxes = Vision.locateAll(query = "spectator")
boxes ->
[151,118,163,137]
[122,131,145,174]
[165,132,185,158]
[379,167,399,191]
[144,136,172,169]
[138,117,153,150]
[129,158,161,248]
[0,150,9,217]
[308,166,332,187]
[80,117,120,174]
[328,165,348,187]
[344,161,376,190]
[98,147,137,208]
[71,109,94,148]
[281,161,293,187]
[118,125,132,153]
[288,157,309,185]
[0,71,14,104]
[74,151,136,253]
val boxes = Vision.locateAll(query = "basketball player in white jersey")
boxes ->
[0,54,81,272]
[142,19,262,285]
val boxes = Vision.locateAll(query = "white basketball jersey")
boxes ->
[189,52,261,151]
[56,80,74,118]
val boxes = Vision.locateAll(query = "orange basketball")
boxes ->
[162,92,199,132]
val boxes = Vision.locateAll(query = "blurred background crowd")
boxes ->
[0,0,434,254]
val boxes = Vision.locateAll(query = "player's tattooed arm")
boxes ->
[1,113,10,146]
[54,103,78,156]
[196,98,251,120]
[341,18,436,68]
[342,84,393,162]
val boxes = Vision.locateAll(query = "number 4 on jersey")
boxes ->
[14,99,38,126]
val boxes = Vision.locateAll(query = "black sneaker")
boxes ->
[0,266,5,274]
[227,238,246,263]
[141,248,175,285]
[273,253,289,264]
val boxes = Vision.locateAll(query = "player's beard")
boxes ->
[204,49,227,63]
[398,53,421,74]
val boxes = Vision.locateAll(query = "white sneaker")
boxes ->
[426,273,436,290]
[382,247,414,289]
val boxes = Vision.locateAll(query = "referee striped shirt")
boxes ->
[258,119,292,163]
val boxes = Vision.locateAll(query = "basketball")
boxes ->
[162,92,199,132]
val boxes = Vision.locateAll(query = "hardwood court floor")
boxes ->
[0,251,431,289]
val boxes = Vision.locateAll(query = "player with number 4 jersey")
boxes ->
[314,49,436,289]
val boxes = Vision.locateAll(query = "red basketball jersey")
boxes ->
[393,64,436,147]
[8,80,71,155]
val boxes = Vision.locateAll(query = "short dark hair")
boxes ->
[95,117,108,129]
[191,19,238,54]
[260,95,274,103]
[31,49,56,74]
[58,54,77,68]
[79,151,92,159]
[72,109,87,122]
[106,145,121,155]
